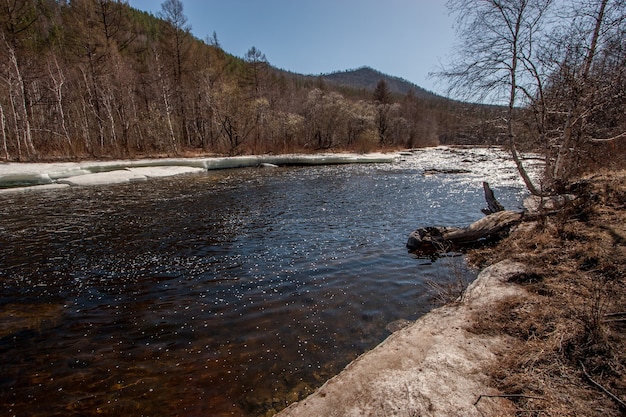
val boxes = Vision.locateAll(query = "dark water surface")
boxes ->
[0,148,530,416]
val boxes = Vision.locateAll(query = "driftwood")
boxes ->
[407,182,523,255]
[406,210,523,253]
[482,181,505,214]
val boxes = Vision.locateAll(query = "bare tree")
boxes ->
[210,81,260,155]
[243,46,269,151]
[94,0,136,51]
[0,101,8,160]
[47,54,72,151]
[244,46,267,97]
[159,0,192,145]
[0,0,42,160]
[441,0,626,193]
[441,0,552,195]
[2,32,36,159]
[153,45,178,153]
[159,0,190,89]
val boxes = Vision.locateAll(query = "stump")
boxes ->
[482,181,505,214]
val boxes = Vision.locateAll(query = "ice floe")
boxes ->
[0,148,543,194]
[0,153,396,193]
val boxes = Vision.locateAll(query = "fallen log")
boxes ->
[407,182,523,255]
[406,210,523,254]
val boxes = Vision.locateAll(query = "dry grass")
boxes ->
[467,170,626,416]
[425,255,474,305]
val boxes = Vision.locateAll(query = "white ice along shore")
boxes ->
[0,147,544,194]
[0,153,396,193]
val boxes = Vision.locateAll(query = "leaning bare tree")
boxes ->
[440,0,553,195]
[440,0,626,195]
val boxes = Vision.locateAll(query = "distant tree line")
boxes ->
[0,0,503,161]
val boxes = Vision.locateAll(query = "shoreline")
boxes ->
[0,152,397,193]
[275,260,525,417]
[276,170,626,417]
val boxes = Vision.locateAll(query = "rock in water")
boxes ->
[385,319,412,333]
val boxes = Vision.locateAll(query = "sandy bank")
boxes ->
[276,260,527,417]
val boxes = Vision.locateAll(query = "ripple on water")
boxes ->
[0,148,536,416]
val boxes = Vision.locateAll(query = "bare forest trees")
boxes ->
[158,0,191,150]
[0,0,498,161]
[547,0,626,184]
[0,0,39,160]
[442,0,626,194]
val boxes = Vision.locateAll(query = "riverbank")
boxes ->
[276,260,525,417]
[277,169,626,416]
[467,170,626,416]
[0,152,396,193]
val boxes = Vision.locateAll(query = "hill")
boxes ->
[321,66,442,100]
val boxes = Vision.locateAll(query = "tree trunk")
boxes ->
[48,56,72,151]
[0,102,8,160]
[5,35,36,159]
[154,47,177,154]
[407,182,522,255]
[406,210,523,254]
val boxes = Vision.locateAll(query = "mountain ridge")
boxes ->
[319,66,443,100]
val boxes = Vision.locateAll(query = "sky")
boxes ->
[127,0,458,96]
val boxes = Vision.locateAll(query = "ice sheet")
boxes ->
[0,149,542,194]
[0,153,397,193]
[57,170,148,186]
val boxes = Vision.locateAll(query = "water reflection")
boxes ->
[0,150,530,416]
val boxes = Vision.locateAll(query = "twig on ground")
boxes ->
[579,361,626,411]
[473,393,544,406]
[603,318,626,323]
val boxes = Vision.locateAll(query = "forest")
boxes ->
[1,0,624,179]
[0,0,505,162]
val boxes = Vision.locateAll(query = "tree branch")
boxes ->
[590,131,626,143]
[474,393,544,406]
[580,361,626,411]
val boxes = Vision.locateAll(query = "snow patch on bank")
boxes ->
[0,153,396,193]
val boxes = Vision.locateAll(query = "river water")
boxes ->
[0,147,534,416]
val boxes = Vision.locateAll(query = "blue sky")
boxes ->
[127,0,457,96]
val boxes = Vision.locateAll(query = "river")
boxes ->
[0,147,535,416]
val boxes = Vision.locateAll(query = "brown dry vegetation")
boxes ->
[467,170,626,416]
